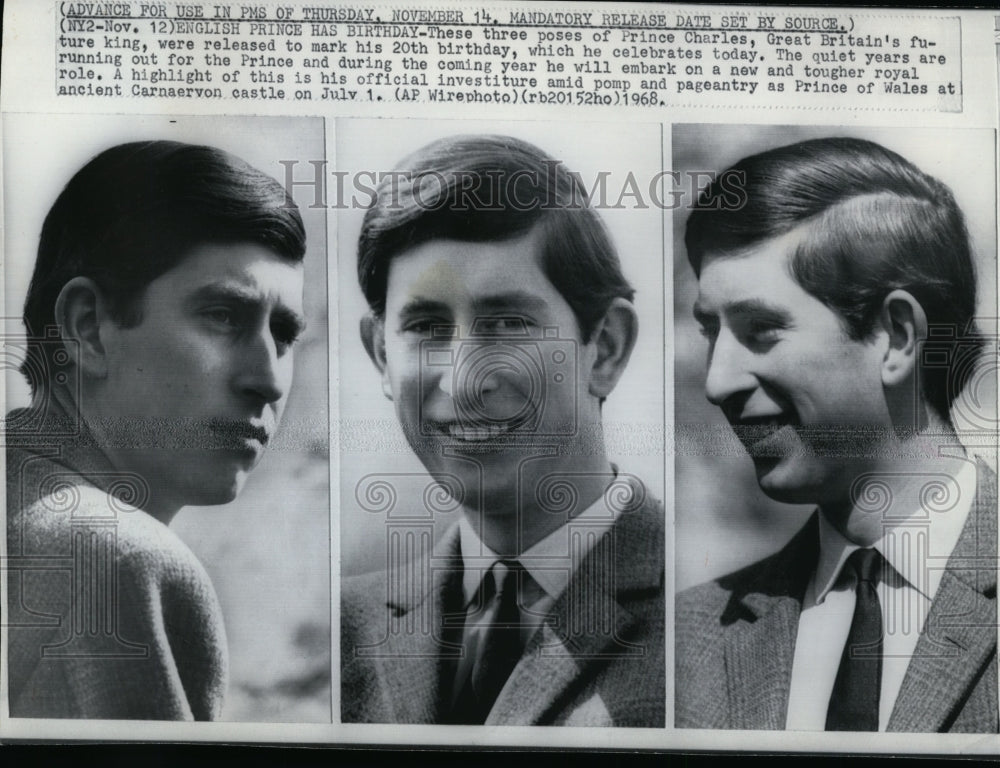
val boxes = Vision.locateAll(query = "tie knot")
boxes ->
[489,560,521,600]
[847,547,882,585]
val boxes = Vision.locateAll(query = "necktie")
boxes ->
[455,560,524,723]
[825,547,884,731]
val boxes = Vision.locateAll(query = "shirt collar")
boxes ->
[457,474,623,607]
[812,461,978,605]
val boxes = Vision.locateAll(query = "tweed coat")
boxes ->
[675,462,998,733]
[6,406,228,720]
[341,478,665,726]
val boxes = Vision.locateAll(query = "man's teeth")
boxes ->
[447,423,509,441]
[754,418,785,429]
[738,416,788,434]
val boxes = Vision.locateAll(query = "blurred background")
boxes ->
[337,119,667,577]
[673,124,998,591]
[3,114,330,721]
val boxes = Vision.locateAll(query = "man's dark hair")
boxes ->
[686,136,979,421]
[357,134,634,341]
[22,140,306,394]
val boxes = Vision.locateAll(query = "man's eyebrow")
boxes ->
[188,283,306,331]
[471,292,548,314]
[188,283,260,304]
[397,297,453,317]
[727,299,793,323]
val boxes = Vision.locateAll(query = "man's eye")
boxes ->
[401,319,438,336]
[204,307,238,327]
[272,322,302,350]
[744,320,783,346]
[697,322,719,341]
[474,316,530,336]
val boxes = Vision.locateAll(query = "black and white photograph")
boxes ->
[337,119,666,726]
[3,0,1000,754]
[3,114,330,722]
[673,124,998,732]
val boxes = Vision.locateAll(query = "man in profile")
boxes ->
[342,135,665,726]
[676,136,996,732]
[6,141,307,719]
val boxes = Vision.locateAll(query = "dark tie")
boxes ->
[826,547,884,731]
[454,560,524,723]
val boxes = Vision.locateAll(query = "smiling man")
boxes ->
[341,134,665,726]
[6,141,306,719]
[675,137,997,732]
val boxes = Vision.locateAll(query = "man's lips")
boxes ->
[207,420,271,448]
[426,420,516,443]
[728,413,796,452]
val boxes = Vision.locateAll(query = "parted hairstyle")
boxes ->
[685,136,980,422]
[21,140,306,394]
[357,134,635,341]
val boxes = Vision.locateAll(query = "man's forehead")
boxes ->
[700,227,807,272]
[170,242,301,279]
[386,231,551,303]
[695,229,813,310]
[698,227,813,281]
[155,243,304,304]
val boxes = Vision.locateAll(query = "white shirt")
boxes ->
[451,482,623,703]
[785,461,977,730]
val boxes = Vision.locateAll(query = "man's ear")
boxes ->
[879,289,927,389]
[587,298,639,400]
[360,312,393,400]
[53,277,111,379]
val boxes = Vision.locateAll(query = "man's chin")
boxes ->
[180,467,249,508]
[420,460,524,513]
[752,457,821,506]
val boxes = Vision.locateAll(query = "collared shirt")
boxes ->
[451,479,624,704]
[786,461,977,731]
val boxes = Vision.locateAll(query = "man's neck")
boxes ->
[820,420,969,546]
[464,457,617,556]
[45,385,183,525]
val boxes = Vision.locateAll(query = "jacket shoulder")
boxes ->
[14,468,214,592]
[341,569,389,634]
[677,553,774,625]
[8,458,226,719]
[674,516,817,729]
[677,513,818,628]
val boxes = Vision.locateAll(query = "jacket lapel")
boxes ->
[487,486,664,725]
[721,514,819,729]
[372,525,464,723]
[888,462,998,732]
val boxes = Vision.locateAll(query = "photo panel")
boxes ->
[336,118,667,728]
[3,114,330,723]
[673,123,998,733]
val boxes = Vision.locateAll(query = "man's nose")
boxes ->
[704,330,756,407]
[236,331,289,405]
[437,358,454,397]
[422,339,457,398]
[439,342,503,404]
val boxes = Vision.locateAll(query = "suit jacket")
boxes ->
[342,480,665,726]
[676,463,998,733]
[6,405,228,720]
